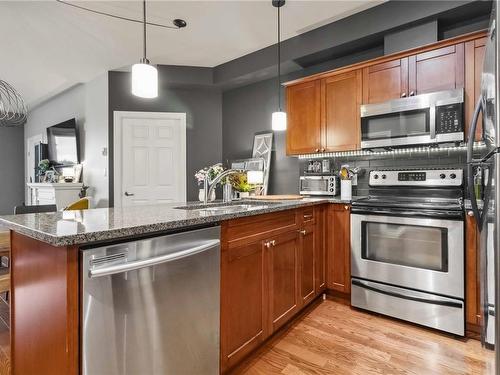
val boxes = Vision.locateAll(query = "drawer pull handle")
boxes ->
[298,230,307,236]
[303,214,313,219]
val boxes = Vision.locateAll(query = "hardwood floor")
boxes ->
[231,298,495,375]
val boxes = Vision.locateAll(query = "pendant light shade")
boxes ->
[272,111,287,131]
[271,0,286,131]
[132,59,158,98]
[132,0,158,98]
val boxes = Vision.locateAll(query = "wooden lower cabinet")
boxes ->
[465,210,482,335]
[220,206,326,372]
[220,239,268,371]
[326,204,351,294]
[299,221,315,306]
[269,230,300,331]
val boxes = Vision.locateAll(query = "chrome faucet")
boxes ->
[203,169,246,205]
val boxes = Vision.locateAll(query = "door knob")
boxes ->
[298,229,307,235]
[409,91,415,96]
[124,191,135,197]
[401,92,407,97]
[315,148,319,152]
[467,211,474,217]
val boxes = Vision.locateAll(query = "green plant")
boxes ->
[229,173,252,192]
[38,159,50,173]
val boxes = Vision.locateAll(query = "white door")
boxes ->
[114,111,186,207]
[26,134,44,203]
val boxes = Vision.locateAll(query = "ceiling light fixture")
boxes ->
[0,80,27,127]
[271,0,286,131]
[132,0,158,98]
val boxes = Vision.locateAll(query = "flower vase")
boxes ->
[198,189,205,202]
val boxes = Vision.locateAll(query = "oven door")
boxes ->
[351,210,464,298]
[360,108,432,149]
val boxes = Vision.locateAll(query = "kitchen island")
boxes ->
[0,198,351,375]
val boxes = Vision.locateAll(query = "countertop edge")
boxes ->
[0,199,351,247]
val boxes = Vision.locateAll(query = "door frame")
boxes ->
[113,111,187,208]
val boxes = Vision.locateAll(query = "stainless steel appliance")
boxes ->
[81,226,221,375]
[300,175,339,196]
[360,89,464,149]
[466,1,499,368]
[351,168,465,336]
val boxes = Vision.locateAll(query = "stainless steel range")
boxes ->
[351,168,465,336]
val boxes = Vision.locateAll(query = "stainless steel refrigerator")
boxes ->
[467,1,500,372]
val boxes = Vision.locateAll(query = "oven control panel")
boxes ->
[369,169,463,187]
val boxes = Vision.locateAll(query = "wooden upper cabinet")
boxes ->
[408,43,465,95]
[322,71,362,151]
[465,37,487,141]
[220,239,267,371]
[326,204,351,294]
[286,80,321,155]
[362,58,408,104]
[268,230,300,332]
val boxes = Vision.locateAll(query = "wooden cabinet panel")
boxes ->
[286,81,321,155]
[465,37,486,141]
[408,44,465,95]
[268,230,300,332]
[10,232,79,375]
[314,206,326,295]
[322,71,362,151]
[221,239,267,371]
[299,222,315,306]
[326,204,351,293]
[465,211,482,334]
[362,58,408,104]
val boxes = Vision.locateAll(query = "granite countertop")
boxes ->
[0,198,353,247]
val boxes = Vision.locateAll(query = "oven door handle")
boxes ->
[352,279,463,308]
[351,207,463,219]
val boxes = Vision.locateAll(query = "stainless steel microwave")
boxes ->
[360,89,464,149]
[299,176,338,196]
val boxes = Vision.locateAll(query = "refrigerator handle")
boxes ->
[467,95,483,163]
[467,95,484,230]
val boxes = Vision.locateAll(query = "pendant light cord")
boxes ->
[277,5,282,111]
[56,0,182,30]
[143,0,147,61]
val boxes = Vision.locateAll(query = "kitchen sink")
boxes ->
[174,202,275,214]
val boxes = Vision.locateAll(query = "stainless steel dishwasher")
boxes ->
[81,226,220,375]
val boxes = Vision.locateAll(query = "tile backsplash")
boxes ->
[300,148,469,197]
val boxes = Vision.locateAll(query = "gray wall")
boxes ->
[222,78,298,195]
[24,73,109,207]
[108,71,223,203]
[0,127,25,214]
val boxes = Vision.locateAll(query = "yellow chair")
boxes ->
[64,198,90,211]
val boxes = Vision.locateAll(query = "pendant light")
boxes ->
[132,0,158,98]
[271,0,286,131]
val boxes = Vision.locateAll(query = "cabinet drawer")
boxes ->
[223,210,297,245]
[37,189,55,202]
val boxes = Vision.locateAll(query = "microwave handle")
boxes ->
[429,105,436,139]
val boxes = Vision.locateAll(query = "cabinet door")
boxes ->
[326,204,351,293]
[465,210,482,334]
[268,230,300,332]
[408,43,464,95]
[286,80,321,155]
[465,37,486,141]
[322,71,362,152]
[362,58,408,104]
[299,222,315,306]
[314,205,326,295]
[221,239,267,371]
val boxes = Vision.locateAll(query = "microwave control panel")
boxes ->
[435,103,463,134]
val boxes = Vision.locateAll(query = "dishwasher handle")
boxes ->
[89,239,220,279]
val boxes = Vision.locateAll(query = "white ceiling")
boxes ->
[0,0,383,108]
